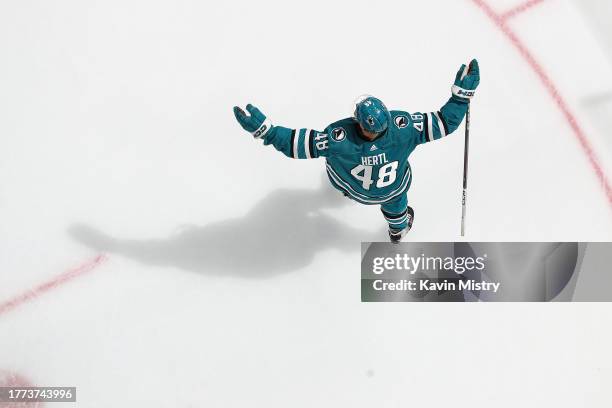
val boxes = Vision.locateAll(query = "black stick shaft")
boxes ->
[461,103,470,236]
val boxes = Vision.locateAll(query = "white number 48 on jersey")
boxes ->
[350,161,399,190]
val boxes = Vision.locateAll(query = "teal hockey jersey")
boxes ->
[261,97,468,205]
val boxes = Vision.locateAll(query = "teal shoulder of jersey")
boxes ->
[323,117,362,157]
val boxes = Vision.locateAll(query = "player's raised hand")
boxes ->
[452,59,480,102]
[233,104,273,138]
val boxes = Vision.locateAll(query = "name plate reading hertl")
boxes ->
[361,242,612,302]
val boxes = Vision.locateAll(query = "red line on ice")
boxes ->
[472,0,612,208]
[0,254,108,317]
[500,0,545,21]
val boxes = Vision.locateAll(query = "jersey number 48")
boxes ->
[350,161,399,190]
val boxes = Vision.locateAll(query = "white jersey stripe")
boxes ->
[384,211,409,222]
[384,212,409,222]
[293,129,301,159]
[433,111,446,138]
[387,216,409,225]
[304,129,312,159]
[328,173,410,204]
[426,113,434,142]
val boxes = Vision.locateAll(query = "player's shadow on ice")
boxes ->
[68,183,376,278]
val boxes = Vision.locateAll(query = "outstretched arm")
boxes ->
[233,104,329,159]
[412,59,480,144]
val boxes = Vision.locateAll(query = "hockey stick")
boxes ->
[461,102,470,236]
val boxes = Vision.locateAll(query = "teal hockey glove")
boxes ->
[452,59,480,103]
[233,104,273,139]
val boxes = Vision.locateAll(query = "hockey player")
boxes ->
[233,60,480,243]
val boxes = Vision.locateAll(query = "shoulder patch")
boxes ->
[331,127,346,142]
[394,115,409,129]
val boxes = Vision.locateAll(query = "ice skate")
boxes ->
[388,206,414,244]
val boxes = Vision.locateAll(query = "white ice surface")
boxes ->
[0,0,611,407]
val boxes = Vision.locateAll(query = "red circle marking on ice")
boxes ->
[471,0,612,208]
[0,371,42,408]
[0,254,108,317]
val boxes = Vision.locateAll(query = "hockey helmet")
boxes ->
[353,95,390,134]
